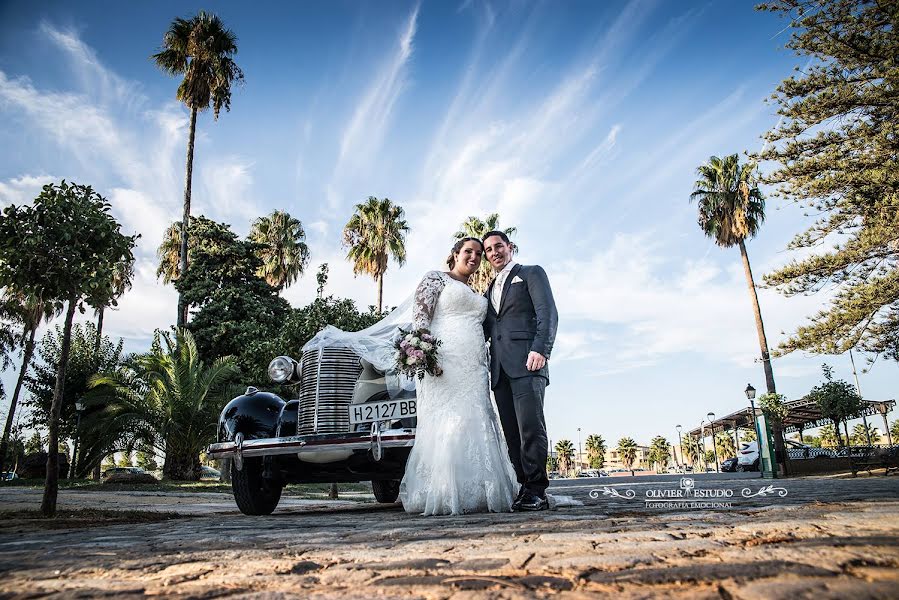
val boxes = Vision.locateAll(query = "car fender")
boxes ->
[218,390,287,442]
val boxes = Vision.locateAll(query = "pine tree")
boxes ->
[758,1,899,361]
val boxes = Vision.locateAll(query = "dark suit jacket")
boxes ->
[483,263,558,386]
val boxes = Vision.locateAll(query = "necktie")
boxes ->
[492,269,508,313]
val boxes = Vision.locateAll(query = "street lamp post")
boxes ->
[708,411,719,472]
[699,420,707,472]
[676,424,683,471]
[69,399,85,480]
[746,384,761,447]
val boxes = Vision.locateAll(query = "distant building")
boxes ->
[604,445,652,470]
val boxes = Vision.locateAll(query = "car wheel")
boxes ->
[231,457,283,515]
[372,479,401,503]
[752,459,760,471]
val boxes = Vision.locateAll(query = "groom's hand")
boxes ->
[526,351,546,371]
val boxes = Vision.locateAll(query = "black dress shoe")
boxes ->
[517,491,549,511]
[512,486,527,509]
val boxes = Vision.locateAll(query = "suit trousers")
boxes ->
[493,366,549,497]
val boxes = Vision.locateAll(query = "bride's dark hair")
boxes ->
[447,237,484,269]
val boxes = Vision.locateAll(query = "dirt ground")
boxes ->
[1,474,897,598]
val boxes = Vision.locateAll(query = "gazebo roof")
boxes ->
[687,398,895,437]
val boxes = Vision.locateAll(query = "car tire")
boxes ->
[231,457,283,515]
[372,479,401,503]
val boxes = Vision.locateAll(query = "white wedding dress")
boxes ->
[399,271,519,515]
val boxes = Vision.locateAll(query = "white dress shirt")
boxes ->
[491,261,517,313]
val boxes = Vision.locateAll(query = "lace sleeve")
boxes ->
[412,271,446,330]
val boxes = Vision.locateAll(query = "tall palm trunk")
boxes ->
[177,106,198,329]
[377,273,384,314]
[41,297,77,516]
[738,240,776,394]
[738,239,786,473]
[0,324,37,469]
[94,306,105,357]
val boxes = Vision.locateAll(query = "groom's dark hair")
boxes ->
[482,230,510,244]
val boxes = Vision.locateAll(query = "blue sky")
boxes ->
[1,0,895,449]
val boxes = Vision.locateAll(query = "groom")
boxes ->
[482,231,558,511]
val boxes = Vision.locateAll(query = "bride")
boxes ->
[399,237,518,515]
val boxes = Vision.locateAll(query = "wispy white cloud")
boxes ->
[550,231,827,372]
[39,21,145,110]
[331,4,420,192]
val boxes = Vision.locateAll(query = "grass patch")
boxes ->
[0,508,182,531]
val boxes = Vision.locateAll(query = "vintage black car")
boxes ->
[207,346,417,515]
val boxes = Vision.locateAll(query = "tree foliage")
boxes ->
[648,435,671,470]
[89,328,238,480]
[807,364,863,447]
[757,0,899,360]
[616,437,638,471]
[760,392,790,426]
[343,197,409,313]
[681,436,702,464]
[173,216,290,377]
[584,434,606,469]
[850,422,879,446]
[249,210,310,289]
[715,432,737,459]
[152,11,244,118]
[554,439,575,474]
[24,322,126,478]
[0,180,136,515]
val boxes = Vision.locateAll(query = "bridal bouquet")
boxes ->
[394,328,443,381]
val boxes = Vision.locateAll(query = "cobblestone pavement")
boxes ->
[1,475,898,598]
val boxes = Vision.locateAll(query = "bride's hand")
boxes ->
[526,351,546,371]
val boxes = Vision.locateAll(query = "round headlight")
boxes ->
[267,356,296,383]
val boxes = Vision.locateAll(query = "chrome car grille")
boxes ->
[297,347,361,434]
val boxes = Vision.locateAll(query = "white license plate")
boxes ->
[349,399,417,424]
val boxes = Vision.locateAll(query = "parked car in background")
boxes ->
[200,465,222,481]
[720,457,738,472]
[737,441,759,471]
[1,471,18,481]
[577,469,603,478]
[101,466,157,484]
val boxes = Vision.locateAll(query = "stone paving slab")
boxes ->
[0,475,898,598]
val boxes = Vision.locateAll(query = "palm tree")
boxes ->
[89,328,238,480]
[0,290,56,469]
[648,435,671,472]
[248,210,310,289]
[690,154,775,396]
[715,432,736,459]
[681,437,699,467]
[554,439,575,476]
[850,423,880,446]
[453,213,517,293]
[152,11,244,328]
[343,197,409,313]
[156,221,184,285]
[89,257,134,358]
[616,437,638,473]
[584,434,606,470]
